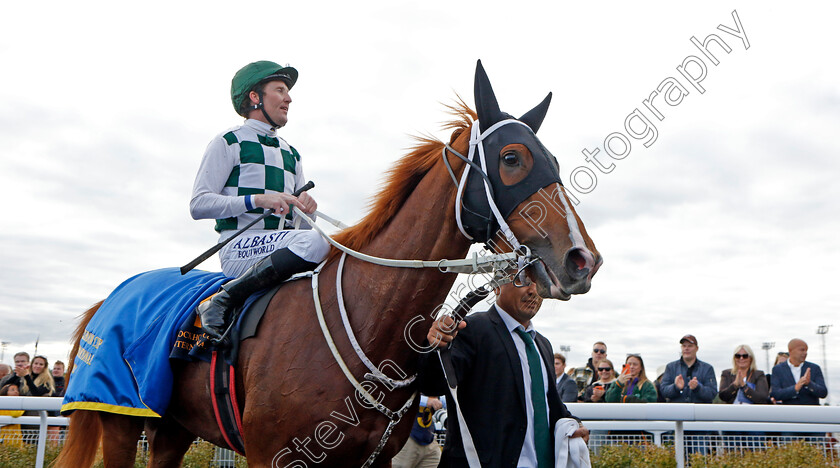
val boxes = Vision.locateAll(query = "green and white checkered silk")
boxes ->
[214,130,301,232]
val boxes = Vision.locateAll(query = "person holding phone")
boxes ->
[0,352,30,390]
[582,359,616,402]
[606,355,657,403]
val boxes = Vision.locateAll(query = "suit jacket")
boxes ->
[417,306,575,468]
[770,361,827,405]
[556,373,578,403]
[718,369,769,404]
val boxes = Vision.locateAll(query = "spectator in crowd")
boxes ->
[660,334,716,455]
[582,359,616,402]
[20,356,55,444]
[48,360,67,444]
[767,351,790,403]
[0,363,10,382]
[0,384,25,448]
[51,361,66,397]
[21,356,55,397]
[554,353,577,403]
[606,355,657,403]
[718,344,769,405]
[770,339,827,405]
[0,352,30,389]
[568,342,608,399]
[653,365,667,403]
[718,344,769,446]
[418,279,588,467]
[392,395,444,468]
[660,335,717,403]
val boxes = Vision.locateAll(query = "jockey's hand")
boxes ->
[254,192,316,216]
[427,315,466,349]
[296,191,318,214]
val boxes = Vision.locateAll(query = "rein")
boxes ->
[292,206,530,275]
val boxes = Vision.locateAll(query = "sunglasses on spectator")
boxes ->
[592,349,606,354]
[734,353,750,359]
[598,367,612,372]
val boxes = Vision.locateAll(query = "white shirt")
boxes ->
[788,360,803,384]
[496,306,550,468]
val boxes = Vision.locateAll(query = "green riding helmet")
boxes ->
[230,61,298,116]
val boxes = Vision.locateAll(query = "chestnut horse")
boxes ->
[56,61,601,467]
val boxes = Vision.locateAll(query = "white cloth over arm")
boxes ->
[554,418,591,468]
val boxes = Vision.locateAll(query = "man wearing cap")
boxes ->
[190,61,330,340]
[660,335,717,403]
[660,335,717,455]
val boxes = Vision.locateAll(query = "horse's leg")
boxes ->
[145,414,197,468]
[99,413,145,468]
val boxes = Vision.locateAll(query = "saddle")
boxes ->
[172,283,283,456]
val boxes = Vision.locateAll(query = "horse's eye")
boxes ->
[502,151,519,166]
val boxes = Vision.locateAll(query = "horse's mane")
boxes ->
[329,100,476,259]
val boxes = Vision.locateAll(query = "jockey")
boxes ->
[190,60,330,340]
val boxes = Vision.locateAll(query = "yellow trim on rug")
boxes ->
[60,401,161,418]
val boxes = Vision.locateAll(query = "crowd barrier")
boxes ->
[3,398,840,468]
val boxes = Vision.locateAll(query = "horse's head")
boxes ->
[451,60,602,300]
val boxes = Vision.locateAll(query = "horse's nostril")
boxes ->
[569,249,587,270]
[564,248,592,280]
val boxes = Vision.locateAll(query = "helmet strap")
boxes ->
[253,90,283,130]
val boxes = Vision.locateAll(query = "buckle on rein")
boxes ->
[436,245,537,288]
[435,245,533,275]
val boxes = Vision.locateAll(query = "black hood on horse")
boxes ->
[458,60,564,243]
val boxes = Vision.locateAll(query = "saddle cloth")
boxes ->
[61,268,228,417]
[61,267,286,418]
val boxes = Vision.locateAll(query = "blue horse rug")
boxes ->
[61,268,229,417]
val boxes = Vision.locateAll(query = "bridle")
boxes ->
[442,117,566,284]
[283,117,573,467]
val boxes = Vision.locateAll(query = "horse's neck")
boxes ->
[338,163,471,367]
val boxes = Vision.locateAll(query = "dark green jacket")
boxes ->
[605,378,658,403]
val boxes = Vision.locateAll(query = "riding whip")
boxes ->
[179,181,315,275]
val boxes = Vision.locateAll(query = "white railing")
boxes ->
[4,398,840,468]
[0,397,65,468]
[566,403,840,468]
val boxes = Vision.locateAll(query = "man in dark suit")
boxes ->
[418,280,588,467]
[770,338,827,405]
[554,353,578,403]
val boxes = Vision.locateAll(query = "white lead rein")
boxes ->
[292,206,526,275]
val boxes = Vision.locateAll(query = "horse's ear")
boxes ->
[519,92,552,133]
[474,60,503,133]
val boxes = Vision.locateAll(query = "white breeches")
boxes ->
[218,229,330,277]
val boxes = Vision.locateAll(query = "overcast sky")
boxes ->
[2,2,839,404]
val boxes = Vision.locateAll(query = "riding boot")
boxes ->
[197,247,319,341]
